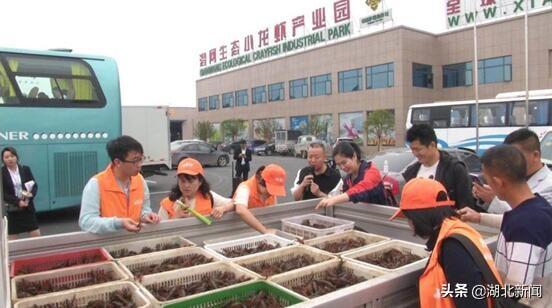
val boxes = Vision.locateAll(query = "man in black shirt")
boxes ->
[291,141,342,200]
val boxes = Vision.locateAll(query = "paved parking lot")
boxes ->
[36,155,312,235]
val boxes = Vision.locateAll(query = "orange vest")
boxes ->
[95,164,144,222]
[234,177,276,209]
[160,192,213,218]
[419,218,502,308]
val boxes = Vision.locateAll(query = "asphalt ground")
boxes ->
[34,155,310,236]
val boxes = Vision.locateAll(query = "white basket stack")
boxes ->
[204,234,295,261]
[11,261,129,302]
[342,240,429,273]
[13,281,151,308]
[104,235,195,259]
[138,261,258,306]
[269,259,386,300]
[117,246,221,279]
[304,230,390,256]
[281,214,354,239]
[234,245,337,279]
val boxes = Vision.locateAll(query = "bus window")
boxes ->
[0,54,105,107]
[412,108,430,124]
[450,105,469,127]
[0,61,17,104]
[471,103,507,127]
[430,106,450,128]
[510,100,549,126]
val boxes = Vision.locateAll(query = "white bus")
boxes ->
[406,89,552,155]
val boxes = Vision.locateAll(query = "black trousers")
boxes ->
[235,168,248,181]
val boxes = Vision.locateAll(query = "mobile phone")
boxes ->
[471,175,485,186]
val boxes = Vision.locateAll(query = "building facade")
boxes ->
[194,10,552,150]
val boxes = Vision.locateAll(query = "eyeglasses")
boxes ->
[120,156,146,164]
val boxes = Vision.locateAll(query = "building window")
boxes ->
[235,89,248,107]
[289,78,308,99]
[222,92,234,108]
[478,56,512,84]
[443,62,472,88]
[412,63,433,88]
[366,63,394,89]
[338,68,362,93]
[252,85,267,104]
[268,82,284,102]
[310,73,332,96]
[198,97,207,112]
[208,95,219,110]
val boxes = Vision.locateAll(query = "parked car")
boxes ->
[366,147,482,201]
[247,139,266,151]
[171,141,230,168]
[171,139,203,151]
[294,135,317,158]
[253,143,275,156]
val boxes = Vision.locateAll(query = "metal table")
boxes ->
[1,199,499,307]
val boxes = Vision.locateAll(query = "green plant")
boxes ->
[364,110,394,151]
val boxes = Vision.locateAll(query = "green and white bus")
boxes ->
[0,48,121,212]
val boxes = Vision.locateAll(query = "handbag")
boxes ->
[447,234,531,308]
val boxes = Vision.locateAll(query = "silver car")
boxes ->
[171,142,230,168]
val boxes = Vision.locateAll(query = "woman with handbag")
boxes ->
[1,147,40,239]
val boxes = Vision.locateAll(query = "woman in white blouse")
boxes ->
[1,147,40,239]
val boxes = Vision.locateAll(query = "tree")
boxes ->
[194,121,215,141]
[364,110,394,152]
[254,119,276,142]
[221,119,247,141]
[309,116,329,140]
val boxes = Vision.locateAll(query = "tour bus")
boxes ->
[0,48,121,212]
[406,89,552,155]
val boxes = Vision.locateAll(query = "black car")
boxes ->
[253,143,275,156]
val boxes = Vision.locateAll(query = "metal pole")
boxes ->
[473,0,480,153]
[524,0,530,127]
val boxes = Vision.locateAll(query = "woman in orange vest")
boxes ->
[389,178,502,308]
[233,164,287,234]
[158,158,234,220]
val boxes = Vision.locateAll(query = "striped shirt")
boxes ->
[495,194,552,286]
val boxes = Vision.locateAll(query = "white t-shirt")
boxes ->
[158,190,230,220]
[416,160,439,179]
[234,184,277,209]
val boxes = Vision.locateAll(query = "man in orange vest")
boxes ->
[79,136,160,234]
[233,164,286,234]
[390,178,501,308]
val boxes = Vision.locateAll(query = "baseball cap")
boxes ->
[389,178,455,220]
[261,164,287,197]
[177,158,204,176]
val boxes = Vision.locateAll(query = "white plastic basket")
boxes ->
[234,245,337,279]
[269,259,385,300]
[104,235,195,259]
[13,281,151,308]
[11,261,129,302]
[117,246,220,279]
[204,234,295,261]
[281,214,354,239]
[342,240,429,273]
[304,230,390,256]
[138,261,257,306]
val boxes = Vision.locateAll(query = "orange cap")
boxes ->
[261,164,287,197]
[177,158,204,176]
[389,178,455,220]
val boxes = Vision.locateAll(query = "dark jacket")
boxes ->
[296,165,342,200]
[403,150,474,209]
[2,165,38,211]
[343,160,387,205]
[233,148,252,172]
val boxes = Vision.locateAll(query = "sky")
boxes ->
[0,0,447,107]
